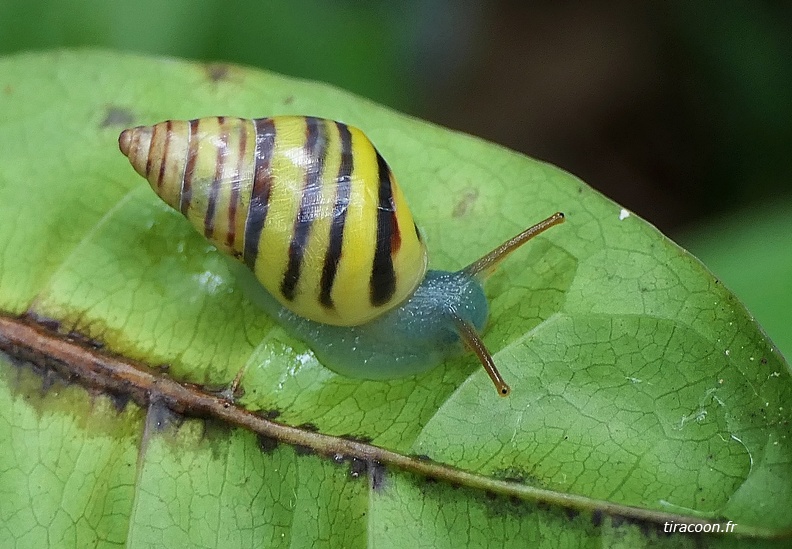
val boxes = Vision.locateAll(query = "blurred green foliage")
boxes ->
[0,0,425,110]
[667,0,792,212]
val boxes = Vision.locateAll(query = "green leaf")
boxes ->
[0,50,790,547]
[676,200,792,361]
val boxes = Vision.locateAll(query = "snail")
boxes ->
[118,115,564,396]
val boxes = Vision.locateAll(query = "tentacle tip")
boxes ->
[498,384,511,397]
[557,212,565,220]
[118,128,133,156]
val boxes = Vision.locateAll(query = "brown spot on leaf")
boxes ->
[452,188,479,217]
[257,408,281,420]
[24,311,62,333]
[349,457,368,479]
[67,330,104,349]
[370,461,386,491]
[107,391,131,412]
[283,95,294,105]
[205,63,231,83]
[257,434,279,454]
[3,85,12,95]
[148,398,184,432]
[342,434,373,444]
[100,106,135,128]
[294,444,315,456]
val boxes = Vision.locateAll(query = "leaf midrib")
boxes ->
[0,311,778,539]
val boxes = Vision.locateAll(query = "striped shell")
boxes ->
[119,116,428,326]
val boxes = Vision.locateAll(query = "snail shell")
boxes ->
[119,116,427,326]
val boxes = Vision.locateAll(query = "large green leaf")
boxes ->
[0,50,789,547]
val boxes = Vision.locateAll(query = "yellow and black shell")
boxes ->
[119,116,428,326]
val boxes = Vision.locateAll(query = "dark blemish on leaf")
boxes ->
[592,510,603,527]
[761,357,768,365]
[4,342,75,393]
[4,85,13,95]
[349,457,367,479]
[193,419,242,461]
[67,330,104,349]
[565,508,579,521]
[615,516,674,540]
[148,398,183,432]
[294,444,315,456]
[412,453,433,462]
[638,522,653,538]
[283,95,294,105]
[100,106,135,128]
[201,417,233,441]
[259,409,281,420]
[480,489,537,520]
[452,188,479,218]
[0,354,144,437]
[27,313,106,351]
[108,390,131,412]
[25,312,61,333]
[370,461,386,491]
[39,367,60,394]
[257,434,279,454]
[342,434,373,444]
[298,422,320,432]
[203,382,233,396]
[424,476,438,484]
[205,63,230,83]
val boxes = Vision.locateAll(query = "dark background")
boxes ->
[1,0,790,354]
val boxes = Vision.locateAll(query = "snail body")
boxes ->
[120,116,564,396]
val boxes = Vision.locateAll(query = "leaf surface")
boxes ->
[0,50,790,547]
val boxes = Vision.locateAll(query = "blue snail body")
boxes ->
[230,259,488,379]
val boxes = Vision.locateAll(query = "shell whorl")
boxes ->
[119,116,428,326]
